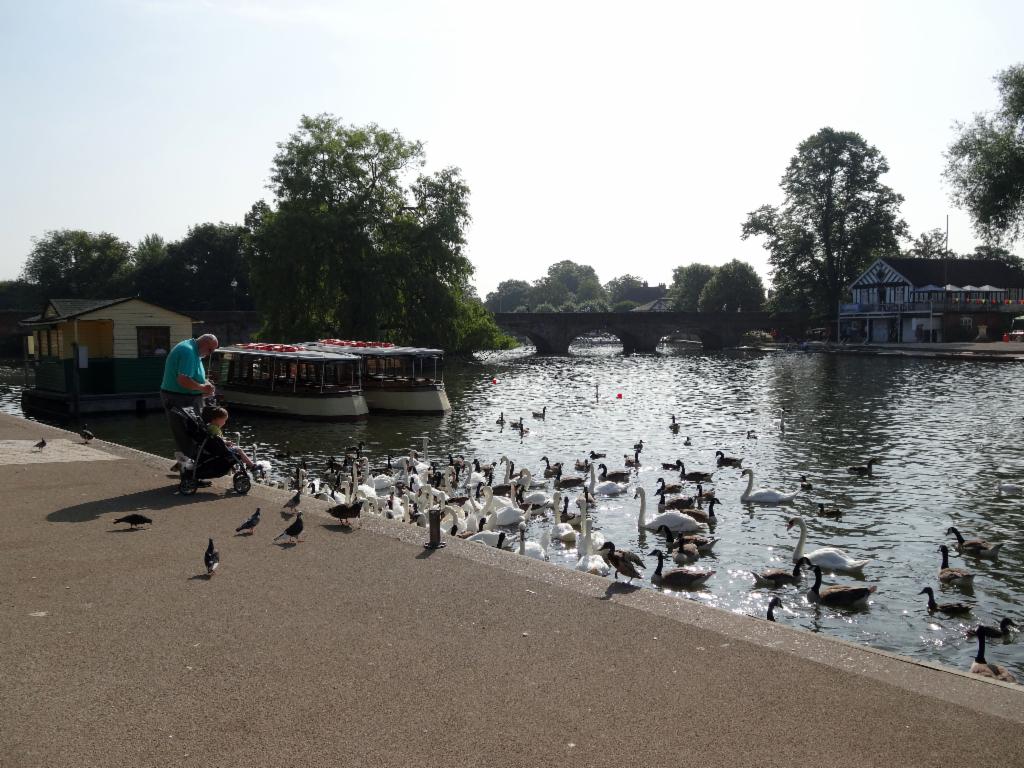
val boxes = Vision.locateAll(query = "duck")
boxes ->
[740,469,798,504]
[799,475,813,491]
[635,487,700,533]
[517,523,549,560]
[919,586,972,616]
[599,463,631,483]
[847,458,878,476]
[682,497,718,525]
[669,414,680,433]
[660,458,682,471]
[589,450,606,460]
[996,480,1022,496]
[532,405,547,420]
[786,516,869,573]
[658,524,718,556]
[656,476,682,495]
[592,465,628,495]
[807,566,876,609]
[574,458,590,472]
[715,450,742,468]
[746,430,757,440]
[969,628,1018,683]
[598,541,645,583]
[683,436,692,446]
[751,557,813,588]
[967,618,1017,639]
[766,597,783,622]
[623,451,641,468]
[816,502,842,519]
[937,545,975,587]
[575,500,610,576]
[680,462,713,483]
[946,526,1003,559]
[648,548,713,590]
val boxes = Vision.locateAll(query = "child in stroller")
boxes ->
[170,405,252,496]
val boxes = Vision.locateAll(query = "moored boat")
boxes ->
[208,344,368,420]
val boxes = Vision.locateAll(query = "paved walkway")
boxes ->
[1,413,1021,767]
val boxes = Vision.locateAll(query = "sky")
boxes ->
[1,0,1022,297]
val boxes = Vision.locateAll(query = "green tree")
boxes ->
[21,230,134,298]
[612,299,639,312]
[971,243,1023,268]
[742,127,907,316]
[604,274,646,305]
[904,228,955,259]
[245,114,507,351]
[484,279,532,312]
[0,279,43,310]
[529,276,570,309]
[697,259,765,312]
[945,63,1024,243]
[667,263,716,310]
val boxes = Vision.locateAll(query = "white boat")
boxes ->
[208,344,369,420]
[306,340,451,413]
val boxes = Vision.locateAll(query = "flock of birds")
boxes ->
[83,403,1022,686]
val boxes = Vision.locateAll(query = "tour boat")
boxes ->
[208,344,369,420]
[304,339,452,413]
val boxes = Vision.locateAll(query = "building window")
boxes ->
[960,316,973,328]
[137,326,170,357]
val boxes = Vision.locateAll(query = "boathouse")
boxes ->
[19,298,195,415]
[839,257,1024,342]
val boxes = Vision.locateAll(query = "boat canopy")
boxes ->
[306,341,443,357]
[219,344,360,362]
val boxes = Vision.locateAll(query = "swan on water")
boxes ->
[739,469,798,504]
[786,516,868,573]
[635,487,700,533]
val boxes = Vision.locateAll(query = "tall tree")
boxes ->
[697,259,765,312]
[484,279,533,312]
[245,114,506,350]
[971,244,1023,268]
[667,263,716,311]
[904,228,955,259]
[945,63,1024,243]
[21,230,134,299]
[604,274,647,305]
[742,128,907,316]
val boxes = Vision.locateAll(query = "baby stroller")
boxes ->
[169,406,252,496]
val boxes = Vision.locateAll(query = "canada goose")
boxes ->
[495,412,505,425]
[967,618,1016,639]
[715,450,742,468]
[669,414,680,433]
[969,628,1018,683]
[673,532,719,555]
[767,597,783,622]
[787,516,869,573]
[919,587,972,616]
[665,532,698,563]
[656,476,682,495]
[532,406,547,419]
[540,456,562,478]
[751,556,813,588]
[648,548,714,589]
[683,436,692,446]
[847,458,878,476]
[800,475,813,491]
[807,566,876,608]
[598,541,645,582]
[633,439,644,453]
[683,498,718,525]
[746,430,757,440]
[635,487,700,533]
[741,469,798,504]
[589,450,606,460]
[937,545,975,587]
[661,459,682,471]
[680,462,713,483]
[946,526,1003,559]
[599,463,631,483]
[624,451,641,468]
[654,487,696,510]
[816,502,842,519]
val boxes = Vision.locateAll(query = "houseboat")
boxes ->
[304,339,451,413]
[19,298,195,416]
[208,344,369,420]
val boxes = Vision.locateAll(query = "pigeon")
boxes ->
[79,426,94,444]
[113,513,152,529]
[274,511,304,543]
[281,489,302,519]
[235,508,261,535]
[326,499,364,526]
[33,438,46,451]
[204,538,220,575]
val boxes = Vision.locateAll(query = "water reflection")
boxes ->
[1,342,1022,679]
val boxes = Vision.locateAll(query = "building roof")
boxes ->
[878,258,1024,289]
[20,297,195,327]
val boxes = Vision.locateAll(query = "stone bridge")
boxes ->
[493,311,808,354]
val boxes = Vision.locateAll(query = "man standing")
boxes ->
[160,333,219,465]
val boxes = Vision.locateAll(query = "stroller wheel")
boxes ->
[233,471,252,495]
[179,476,198,496]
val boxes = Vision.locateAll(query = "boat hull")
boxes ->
[363,386,451,413]
[218,387,369,420]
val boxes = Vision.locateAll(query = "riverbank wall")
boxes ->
[1,411,1021,767]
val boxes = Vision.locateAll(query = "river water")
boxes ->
[3,341,1022,679]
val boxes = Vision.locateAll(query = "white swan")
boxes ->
[482,485,525,527]
[575,500,610,575]
[739,468,798,504]
[787,516,869,573]
[518,469,554,507]
[589,463,627,496]
[548,492,578,543]
[635,487,700,533]
[518,523,549,560]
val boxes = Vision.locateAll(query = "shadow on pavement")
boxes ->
[48,486,221,523]
[599,582,641,599]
